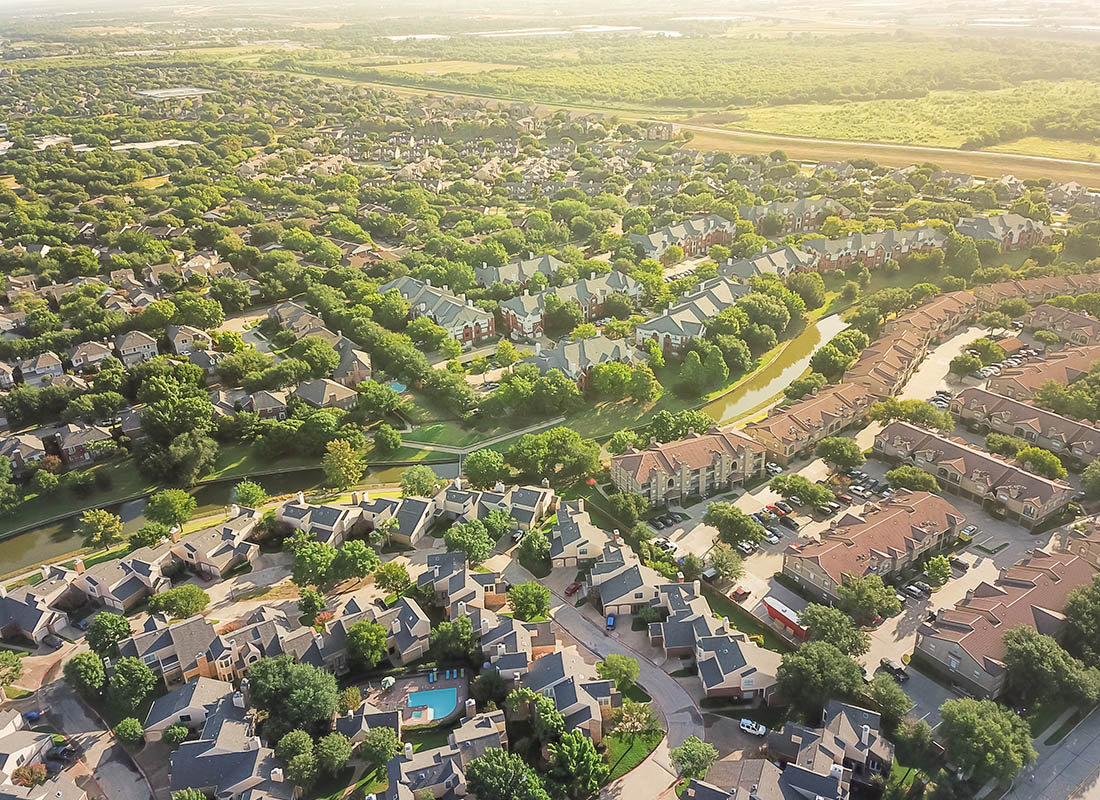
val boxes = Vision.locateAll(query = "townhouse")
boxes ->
[744,383,876,465]
[634,277,750,355]
[683,759,848,800]
[17,352,63,386]
[144,677,235,741]
[956,213,1052,251]
[68,340,114,371]
[952,386,1100,467]
[277,492,361,547]
[291,378,358,410]
[881,290,977,344]
[588,542,664,616]
[0,566,71,644]
[355,494,436,547]
[737,197,851,234]
[333,699,402,745]
[521,649,621,744]
[915,549,1095,698]
[768,701,894,789]
[610,425,766,505]
[627,214,737,260]
[165,324,208,355]
[0,709,86,800]
[988,345,1100,400]
[521,337,641,387]
[432,478,556,533]
[843,329,927,397]
[55,423,113,465]
[873,421,1075,528]
[171,509,260,579]
[114,330,159,366]
[718,245,817,282]
[499,272,644,339]
[69,542,173,612]
[782,490,965,602]
[799,226,947,272]
[1023,304,1100,346]
[474,253,565,286]
[380,276,495,347]
[548,499,610,569]
[973,273,1100,311]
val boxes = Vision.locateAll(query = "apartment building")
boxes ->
[844,329,927,398]
[1024,304,1100,346]
[951,386,1100,467]
[956,213,1052,252]
[882,290,977,343]
[718,245,817,282]
[744,383,876,465]
[634,277,750,355]
[522,337,641,387]
[799,226,947,272]
[499,272,643,339]
[474,252,565,286]
[610,426,766,505]
[782,490,964,601]
[873,421,1075,528]
[738,197,851,234]
[988,345,1100,400]
[627,214,736,260]
[973,273,1100,311]
[380,276,494,346]
[915,550,1095,698]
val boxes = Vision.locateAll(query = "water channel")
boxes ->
[0,315,847,575]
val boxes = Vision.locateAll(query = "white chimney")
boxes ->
[248,736,262,750]
[693,579,701,595]
[352,491,361,504]
[392,618,401,634]
[830,764,844,779]
[270,767,284,783]
[230,503,240,516]
[457,601,467,617]
[404,742,413,758]
[861,724,870,744]
[297,491,305,504]
[534,342,542,356]
[676,571,684,583]
[496,643,505,657]
[527,252,533,260]
[425,278,432,287]
[465,697,477,719]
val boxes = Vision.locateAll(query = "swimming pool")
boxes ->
[407,687,458,721]
[389,380,407,393]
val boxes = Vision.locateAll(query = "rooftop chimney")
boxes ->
[496,643,505,657]
[270,767,284,783]
[392,618,401,634]
[297,491,305,504]
[230,503,240,516]
[693,579,701,595]
[677,571,684,583]
[861,724,871,744]
[404,742,413,758]
[465,697,477,719]
[458,601,467,617]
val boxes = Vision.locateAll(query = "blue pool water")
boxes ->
[407,687,458,719]
[389,380,407,393]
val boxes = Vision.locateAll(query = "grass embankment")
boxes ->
[602,730,664,783]
[700,585,793,653]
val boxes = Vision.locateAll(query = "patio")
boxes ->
[361,670,470,726]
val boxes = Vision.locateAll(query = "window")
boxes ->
[180,714,191,722]
[634,592,643,599]
[1023,505,1036,518]
[927,643,936,651]
[948,656,959,670]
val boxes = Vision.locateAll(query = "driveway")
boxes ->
[38,679,151,800]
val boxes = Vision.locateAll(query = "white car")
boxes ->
[740,719,767,736]
[763,531,781,545]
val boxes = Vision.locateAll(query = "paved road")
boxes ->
[1005,704,1100,800]
[38,679,151,800]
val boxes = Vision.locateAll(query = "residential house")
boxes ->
[973,274,1100,311]
[143,677,235,741]
[448,709,507,765]
[744,384,876,465]
[873,421,1074,528]
[277,493,360,546]
[1023,304,1100,346]
[522,337,641,387]
[316,595,432,673]
[68,340,114,371]
[548,499,610,569]
[588,543,663,617]
[500,272,643,339]
[718,246,816,282]
[0,567,71,644]
[333,700,401,744]
[843,329,927,397]
[683,759,848,800]
[627,214,737,260]
[172,509,260,579]
[988,345,1100,400]
[416,552,508,620]
[249,389,288,420]
[738,198,850,234]
[432,479,556,532]
[782,490,964,602]
[17,352,63,387]
[291,379,358,410]
[165,324,208,355]
[0,708,86,800]
[956,213,1052,251]
[634,278,751,355]
[768,701,894,788]
[610,425,766,505]
[915,549,1095,697]
[380,277,495,347]
[695,633,782,702]
[474,253,565,286]
[0,433,46,474]
[333,338,372,387]
[951,387,1100,467]
[799,226,947,272]
[0,363,13,391]
[382,743,466,800]
[882,290,977,344]
[70,542,173,612]
[355,493,436,547]
[523,649,620,743]
[55,423,113,465]
[114,330,159,366]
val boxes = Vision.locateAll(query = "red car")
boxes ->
[730,587,750,602]
[765,504,787,516]
[565,582,582,597]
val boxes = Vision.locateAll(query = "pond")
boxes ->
[701,313,849,425]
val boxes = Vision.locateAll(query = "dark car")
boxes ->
[779,516,800,531]
[775,501,793,514]
[880,657,909,682]
[949,556,969,572]
[565,581,582,597]
[43,634,64,650]
[650,518,666,530]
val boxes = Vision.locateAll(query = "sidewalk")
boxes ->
[1000,704,1100,800]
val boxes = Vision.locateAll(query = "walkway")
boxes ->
[1003,705,1100,800]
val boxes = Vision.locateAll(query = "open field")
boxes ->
[373,60,521,75]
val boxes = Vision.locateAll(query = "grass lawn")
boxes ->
[889,760,920,793]
[1026,696,1074,738]
[403,724,457,753]
[622,685,651,703]
[1044,708,1088,746]
[307,765,356,800]
[518,549,551,579]
[669,665,697,678]
[701,586,793,653]
[4,686,32,699]
[602,730,664,783]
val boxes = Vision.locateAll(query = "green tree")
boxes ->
[0,649,23,689]
[799,604,870,656]
[1083,461,1100,500]
[78,508,124,550]
[770,474,835,507]
[968,337,1007,366]
[703,502,763,547]
[430,616,476,661]
[787,273,827,310]
[670,735,718,780]
[869,398,953,431]
[64,651,106,698]
[950,353,984,376]
[297,587,325,618]
[247,655,339,738]
[815,437,865,471]
[809,343,856,381]
[980,311,1012,331]
[938,698,1036,783]
[678,351,708,396]
[836,574,901,624]
[707,543,745,583]
[444,520,495,565]
[495,340,520,371]
[1066,575,1100,666]
[777,641,864,714]
[322,439,365,490]
[610,700,662,755]
[609,492,649,526]
[163,725,189,748]
[130,522,170,549]
[147,584,210,618]
[277,729,315,763]
[108,657,157,713]
[520,528,551,563]
[360,727,400,769]
[400,464,439,497]
[291,541,337,587]
[925,555,953,588]
[597,654,640,691]
[173,790,209,800]
[885,466,940,492]
[114,717,144,746]
[508,581,551,621]
[375,562,411,595]
[339,686,361,713]
[467,748,550,800]
[547,730,610,799]
[331,540,380,583]
[868,673,912,731]
[234,480,268,508]
[87,612,131,657]
[1003,625,1100,705]
[146,489,197,528]
[463,448,506,489]
[347,620,388,669]
[315,732,353,775]
[287,751,318,788]
[1016,446,1067,479]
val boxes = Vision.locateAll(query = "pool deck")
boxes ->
[363,671,470,726]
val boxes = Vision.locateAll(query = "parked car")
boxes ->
[895,592,907,606]
[827,500,842,512]
[565,582,582,597]
[650,518,666,530]
[779,516,800,531]
[837,493,854,505]
[775,501,793,514]
[750,513,767,525]
[763,531,781,545]
[904,584,924,599]
[913,580,933,595]
[879,658,909,682]
[730,587,750,602]
[512,529,525,543]
[606,614,616,631]
[43,634,63,650]
[960,524,979,537]
[736,541,757,555]
[765,504,786,516]
[740,719,767,736]
[788,495,803,506]
[949,556,969,572]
